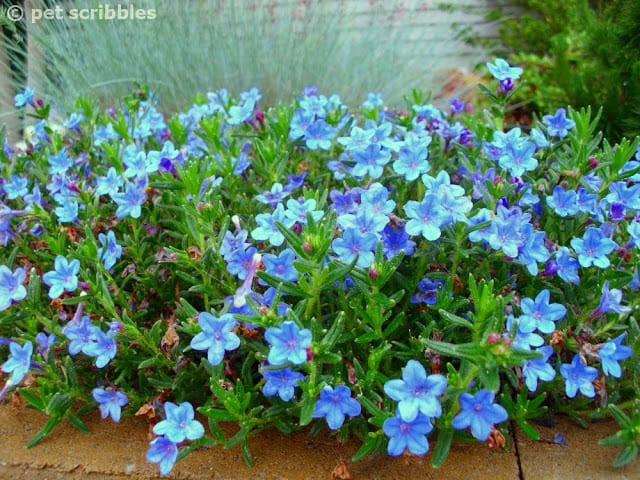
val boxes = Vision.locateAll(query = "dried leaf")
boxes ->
[135,402,156,420]
[331,459,352,480]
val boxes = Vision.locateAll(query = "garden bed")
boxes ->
[1,57,639,477]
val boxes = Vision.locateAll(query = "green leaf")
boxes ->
[613,444,639,468]
[322,258,357,287]
[319,312,345,348]
[358,395,385,418]
[422,338,483,361]
[225,426,250,449]
[67,412,91,434]
[27,416,62,448]
[517,419,540,441]
[352,435,384,462]
[256,271,311,298]
[599,433,626,447]
[608,404,632,429]
[26,267,41,306]
[478,365,500,392]
[18,389,46,411]
[63,356,79,388]
[299,388,316,426]
[241,438,254,467]
[438,309,473,329]
[431,428,453,468]
[198,407,238,422]
[46,392,73,416]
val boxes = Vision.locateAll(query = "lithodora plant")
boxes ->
[1,60,639,475]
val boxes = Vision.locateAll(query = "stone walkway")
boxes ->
[0,404,637,479]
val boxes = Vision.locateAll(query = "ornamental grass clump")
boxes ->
[1,59,639,475]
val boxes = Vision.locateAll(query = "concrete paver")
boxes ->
[515,416,640,480]
[4,402,640,480]
[0,403,520,480]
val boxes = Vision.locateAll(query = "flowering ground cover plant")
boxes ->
[1,59,639,475]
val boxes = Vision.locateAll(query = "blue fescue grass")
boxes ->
[24,0,473,113]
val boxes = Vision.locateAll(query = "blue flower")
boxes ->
[520,289,566,334]
[522,346,556,391]
[560,354,598,398]
[289,109,314,140]
[299,93,328,117]
[98,230,123,271]
[284,198,324,225]
[226,246,258,281]
[190,312,240,366]
[505,315,543,351]
[598,333,633,378]
[0,265,27,311]
[553,246,581,284]
[452,389,508,440]
[403,194,446,241]
[351,143,391,179]
[331,227,377,269]
[93,123,121,146]
[570,227,617,268]
[35,332,56,358]
[312,384,362,429]
[498,139,537,177]
[3,175,29,200]
[63,112,85,131]
[338,125,375,152]
[1,340,33,385]
[62,307,101,355]
[262,367,305,401]
[219,228,250,261]
[233,252,262,308]
[486,58,523,81]
[92,387,128,422]
[55,198,79,223]
[518,230,550,275]
[486,207,530,258]
[381,224,416,259]
[146,437,178,475]
[383,411,433,457]
[94,167,124,197]
[261,248,298,283]
[410,278,445,305]
[337,207,387,235]
[383,360,447,421]
[255,183,289,207]
[542,108,575,138]
[48,149,74,176]
[606,182,640,211]
[546,186,579,217]
[264,320,312,366]
[42,255,80,299]
[123,146,151,178]
[111,182,146,219]
[153,401,205,443]
[304,119,336,151]
[14,86,35,108]
[83,329,117,368]
[591,281,632,318]
[251,203,294,247]
[362,92,384,110]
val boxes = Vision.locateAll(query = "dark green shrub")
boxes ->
[474,0,640,141]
